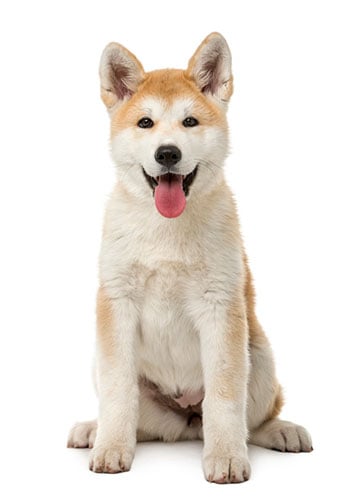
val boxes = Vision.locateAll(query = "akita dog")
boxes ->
[68,33,312,483]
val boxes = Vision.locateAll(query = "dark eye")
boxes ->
[182,117,199,127]
[137,117,154,128]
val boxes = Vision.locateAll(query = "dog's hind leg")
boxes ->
[249,418,313,452]
[67,382,202,449]
[245,258,312,453]
[246,331,313,452]
[67,420,97,448]
[67,419,156,447]
[137,382,202,442]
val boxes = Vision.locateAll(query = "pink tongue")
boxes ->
[154,174,186,218]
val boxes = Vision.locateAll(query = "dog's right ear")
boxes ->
[99,43,145,111]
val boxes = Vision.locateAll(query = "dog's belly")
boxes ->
[137,263,203,398]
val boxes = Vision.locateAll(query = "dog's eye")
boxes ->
[137,117,154,129]
[183,117,199,127]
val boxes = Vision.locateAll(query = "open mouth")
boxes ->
[142,166,198,196]
[142,166,198,219]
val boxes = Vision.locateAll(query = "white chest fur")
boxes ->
[99,183,242,397]
[138,261,203,395]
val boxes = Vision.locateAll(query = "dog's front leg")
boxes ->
[89,287,139,473]
[199,298,251,484]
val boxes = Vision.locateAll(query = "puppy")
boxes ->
[68,33,312,483]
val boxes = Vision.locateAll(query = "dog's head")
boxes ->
[99,33,233,218]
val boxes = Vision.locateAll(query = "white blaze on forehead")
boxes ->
[138,96,197,122]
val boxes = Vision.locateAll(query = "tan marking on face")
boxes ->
[110,69,227,136]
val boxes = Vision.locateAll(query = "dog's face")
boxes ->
[99,33,233,218]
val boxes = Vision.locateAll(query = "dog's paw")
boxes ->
[67,420,97,449]
[250,419,313,453]
[203,451,251,484]
[270,420,313,453]
[89,444,134,474]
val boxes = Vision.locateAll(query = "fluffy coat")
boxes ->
[68,33,312,483]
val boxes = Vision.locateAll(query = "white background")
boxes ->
[0,0,349,496]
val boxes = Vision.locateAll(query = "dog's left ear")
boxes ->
[186,32,233,104]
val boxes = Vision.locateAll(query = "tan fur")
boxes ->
[68,33,312,482]
[268,384,284,420]
[243,255,285,422]
[216,304,248,401]
[244,255,268,344]
[110,69,226,136]
[96,287,115,357]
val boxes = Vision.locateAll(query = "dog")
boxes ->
[67,32,312,483]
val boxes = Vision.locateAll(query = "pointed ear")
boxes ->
[99,42,145,110]
[186,32,233,104]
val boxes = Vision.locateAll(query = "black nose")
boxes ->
[154,145,182,167]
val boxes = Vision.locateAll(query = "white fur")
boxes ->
[99,180,239,397]
[96,136,251,477]
[90,296,139,473]
[68,33,313,483]
[110,96,229,200]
